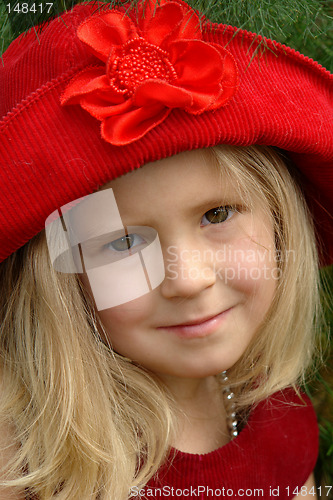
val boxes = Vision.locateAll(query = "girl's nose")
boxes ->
[160,244,216,299]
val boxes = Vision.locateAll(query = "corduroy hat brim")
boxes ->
[0,1,332,265]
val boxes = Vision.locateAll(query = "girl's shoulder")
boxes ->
[234,388,319,494]
[249,387,318,448]
[148,388,318,499]
[234,388,318,470]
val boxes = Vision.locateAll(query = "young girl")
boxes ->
[0,0,332,498]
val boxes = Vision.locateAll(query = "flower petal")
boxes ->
[170,39,223,86]
[80,96,131,119]
[169,39,237,112]
[143,3,188,46]
[210,44,239,88]
[206,46,239,110]
[142,0,201,47]
[143,2,182,35]
[165,5,201,42]
[134,81,192,108]
[78,11,139,62]
[101,105,171,145]
[61,68,109,104]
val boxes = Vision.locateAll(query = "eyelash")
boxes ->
[106,205,238,252]
[200,205,237,226]
[105,233,145,253]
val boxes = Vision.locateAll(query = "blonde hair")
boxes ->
[0,234,174,498]
[0,145,322,498]
[211,146,322,405]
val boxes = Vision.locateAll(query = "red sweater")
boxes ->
[140,389,318,499]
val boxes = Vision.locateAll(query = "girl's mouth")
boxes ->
[157,308,233,339]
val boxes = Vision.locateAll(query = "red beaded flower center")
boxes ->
[109,38,177,96]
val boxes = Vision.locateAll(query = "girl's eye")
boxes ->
[106,233,145,252]
[201,206,235,226]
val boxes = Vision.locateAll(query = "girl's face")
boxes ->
[82,149,277,379]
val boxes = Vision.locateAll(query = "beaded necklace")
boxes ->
[222,371,238,439]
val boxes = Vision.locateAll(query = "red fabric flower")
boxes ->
[61,0,238,146]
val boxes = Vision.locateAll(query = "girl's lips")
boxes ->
[157,308,232,339]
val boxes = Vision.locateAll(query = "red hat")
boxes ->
[0,0,332,265]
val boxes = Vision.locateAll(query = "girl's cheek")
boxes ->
[80,269,156,325]
[215,234,277,292]
[98,292,154,326]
